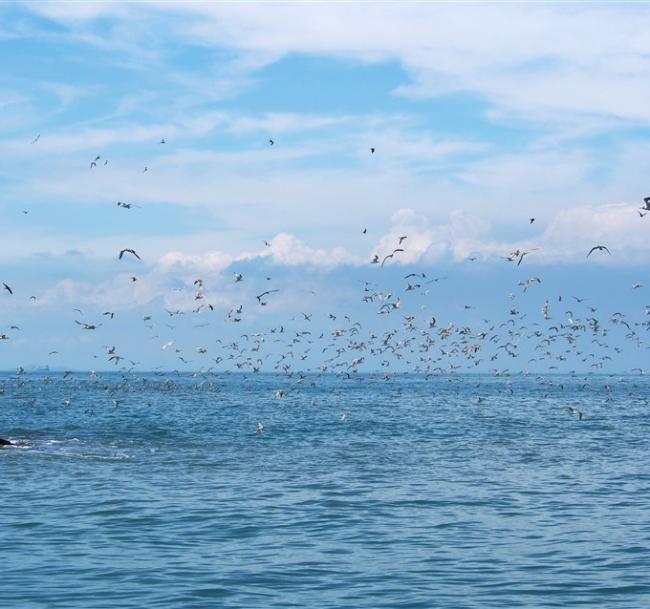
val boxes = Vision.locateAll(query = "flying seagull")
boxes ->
[119,248,141,260]
[381,248,404,267]
[31,134,40,144]
[75,320,101,330]
[587,245,611,258]
[2,283,12,295]
[256,289,279,304]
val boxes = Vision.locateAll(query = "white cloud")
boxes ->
[25,3,650,124]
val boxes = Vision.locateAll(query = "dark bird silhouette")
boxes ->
[381,248,405,267]
[587,245,611,258]
[256,289,279,304]
[119,249,141,261]
[3,283,12,295]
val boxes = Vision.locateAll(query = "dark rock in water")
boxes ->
[0,437,13,446]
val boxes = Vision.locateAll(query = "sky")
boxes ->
[1,2,650,372]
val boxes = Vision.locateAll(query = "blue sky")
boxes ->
[1,2,650,372]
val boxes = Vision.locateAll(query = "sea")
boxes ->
[2,371,650,608]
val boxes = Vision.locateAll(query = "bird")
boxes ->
[257,422,265,433]
[370,148,375,154]
[398,235,408,245]
[268,139,274,146]
[565,406,584,420]
[381,249,404,267]
[2,283,12,295]
[160,138,166,144]
[119,248,141,260]
[256,289,279,304]
[234,273,243,282]
[117,201,139,209]
[587,245,611,258]
[529,218,535,224]
[31,134,40,144]
[75,320,100,330]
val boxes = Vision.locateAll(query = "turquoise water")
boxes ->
[2,372,650,608]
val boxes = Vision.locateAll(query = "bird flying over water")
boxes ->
[587,245,611,258]
[256,289,279,305]
[119,249,141,261]
[75,321,100,330]
[381,249,404,267]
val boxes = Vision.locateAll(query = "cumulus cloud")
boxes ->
[371,204,649,267]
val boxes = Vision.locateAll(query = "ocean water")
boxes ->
[2,371,650,608]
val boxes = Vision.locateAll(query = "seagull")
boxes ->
[256,289,279,304]
[370,148,375,154]
[234,273,243,282]
[587,245,611,258]
[398,235,408,245]
[257,422,265,433]
[268,139,274,146]
[31,134,40,144]
[371,255,380,264]
[2,283,12,295]
[529,218,535,224]
[160,138,166,144]
[119,248,141,260]
[75,320,100,330]
[117,201,139,209]
[381,248,404,267]
[565,406,584,420]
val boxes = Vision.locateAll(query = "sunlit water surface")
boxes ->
[2,372,650,608]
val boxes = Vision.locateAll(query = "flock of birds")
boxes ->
[2,136,650,445]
